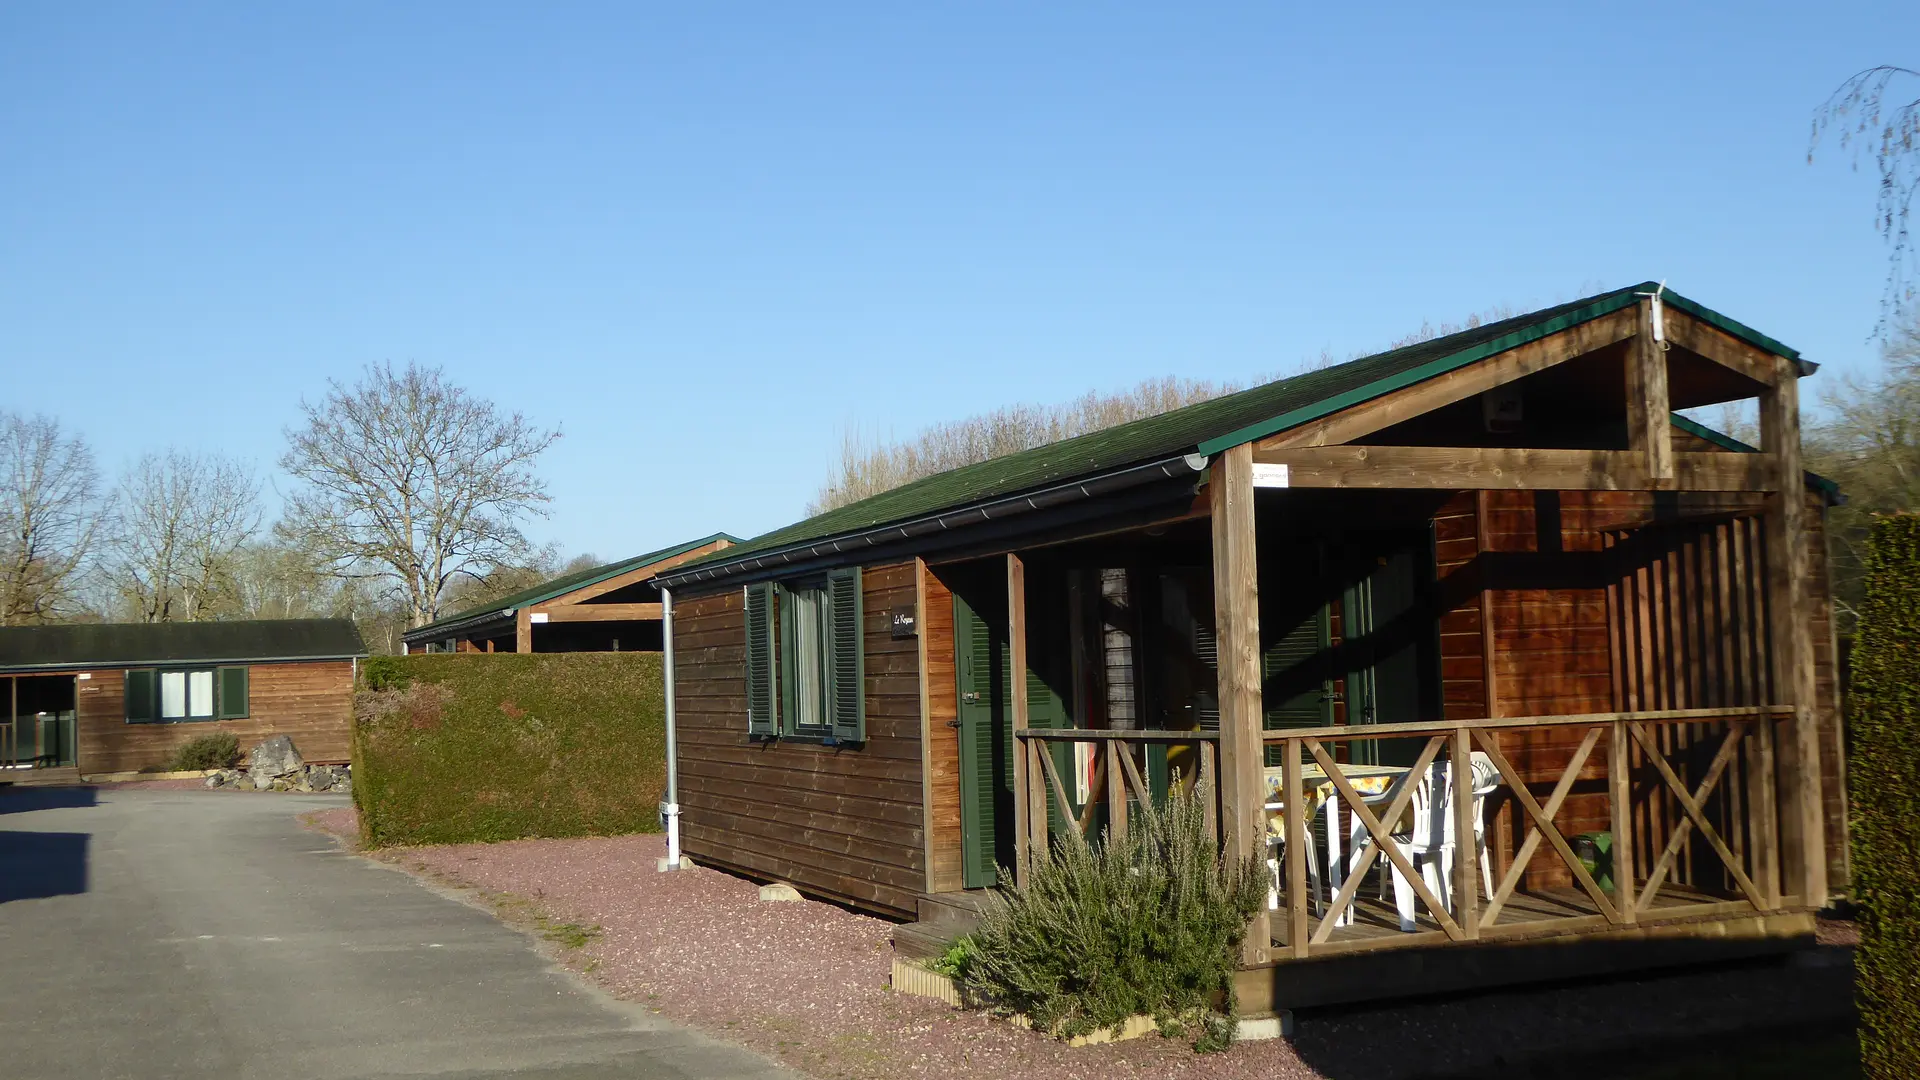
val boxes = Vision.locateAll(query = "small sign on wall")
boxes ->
[1252,463,1290,488]
[891,606,917,639]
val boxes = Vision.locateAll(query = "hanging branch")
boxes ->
[1813,65,1920,336]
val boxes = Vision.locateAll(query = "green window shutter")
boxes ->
[124,669,156,722]
[216,666,250,719]
[827,567,864,742]
[1262,604,1332,767]
[744,583,777,737]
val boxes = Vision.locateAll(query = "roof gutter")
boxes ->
[657,452,1211,588]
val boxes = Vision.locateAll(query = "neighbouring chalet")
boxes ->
[652,283,1850,1012]
[0,619,366,781]
[401,533,739,655]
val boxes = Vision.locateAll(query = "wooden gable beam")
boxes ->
[1626,298,1675,481]
[533,603,664,623]
[1249,445,1778,492]
[540,538,735,608]
[1662,307,1783,388]
[1256,307,1640,451]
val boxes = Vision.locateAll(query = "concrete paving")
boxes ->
[0,786,798,1079]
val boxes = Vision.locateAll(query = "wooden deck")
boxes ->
[1279,880,1778,955]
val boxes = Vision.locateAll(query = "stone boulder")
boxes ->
[246,735,304,788]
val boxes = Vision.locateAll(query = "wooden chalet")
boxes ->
[0,619,366,781]
[401,533,738,655]
[653,284,1848,1012]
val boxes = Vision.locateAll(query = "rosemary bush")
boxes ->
[168,732,241,771]
[964,782,1265,1051]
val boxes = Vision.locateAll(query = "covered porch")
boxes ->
[928,294,1839,1006]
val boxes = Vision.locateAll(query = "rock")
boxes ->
[306,766,334,792]
[204,773,224,789]
[246,735,303,788]
[758,882,803,902]
[231,774,257,791]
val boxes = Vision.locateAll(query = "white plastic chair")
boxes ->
[1357,752,1500,932]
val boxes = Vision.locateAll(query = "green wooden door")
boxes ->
[1262,603,1334,766]
[955,591,1009,888]
[1343,531,1438,767]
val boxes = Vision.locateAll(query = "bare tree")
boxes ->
[277,362,560,628]
[1813,65,1920,332]
[0,412,102,624]
[810,376,1240,514]
[1805,312,1920,628]
[224,540,339,620]
[108,450,263,622]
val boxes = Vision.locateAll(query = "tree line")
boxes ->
[0,362,580,653]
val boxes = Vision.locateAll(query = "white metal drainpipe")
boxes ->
[659,586,682,871]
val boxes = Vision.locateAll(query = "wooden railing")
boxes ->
[1014,706,1796,962]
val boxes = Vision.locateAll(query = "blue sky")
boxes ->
[3,3,1913,562]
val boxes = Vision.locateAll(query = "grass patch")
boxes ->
[539,918,602,950]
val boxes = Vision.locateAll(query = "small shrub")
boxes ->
[927,936,978,980]
[964,782,1264,1052]
[1851,513,1920,1079]
[168,732,242,772]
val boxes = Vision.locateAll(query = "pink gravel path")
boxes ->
[302,809,1856,1080]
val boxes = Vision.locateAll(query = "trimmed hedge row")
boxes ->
[1851,514,1920,1079]
[353,653,666,847]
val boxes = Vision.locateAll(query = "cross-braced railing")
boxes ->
[1013,706,1796,962]
[1264,706,1793,958]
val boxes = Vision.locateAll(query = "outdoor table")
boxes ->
[1262,761,1413,928]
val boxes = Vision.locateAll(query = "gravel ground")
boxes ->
[301,810,1856,1080]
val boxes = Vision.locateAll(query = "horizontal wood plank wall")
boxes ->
[70,661,354,773]
[673,562,927,919]
[1435,492,1489,722]
[921,565,964,893]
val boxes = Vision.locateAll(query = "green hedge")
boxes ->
[1851,514,1920,1079]
[353,653,666,847]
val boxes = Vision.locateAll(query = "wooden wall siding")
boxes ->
[673,562,928,918]
[921,565,964,893]
[1478,490,1617,887]
[1434,493,1489,722]
[71,661,354,774]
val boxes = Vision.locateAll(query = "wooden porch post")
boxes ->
[1210,443,1269,964]
[515,609,533,653]
[1625,298,1675,482]
[1008,552,1034,887]
[1761,361,1827,906]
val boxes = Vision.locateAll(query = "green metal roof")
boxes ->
[674,282,1806,577]
[405,532,741,639]
[0,619,366,673]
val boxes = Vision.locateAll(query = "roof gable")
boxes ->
[664,283,1805,581]
[406,532,740,638]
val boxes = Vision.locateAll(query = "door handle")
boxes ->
[946,719,962,729]
[962,691,980,703]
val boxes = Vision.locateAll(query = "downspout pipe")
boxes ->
[658,585,682,872]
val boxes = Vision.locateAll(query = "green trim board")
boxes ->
[664,283,1813,586]
[1669,413,1842,501]
[405,531,741,640]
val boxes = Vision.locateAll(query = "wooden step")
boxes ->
[914,889,1001,927]
[891,920,954,962]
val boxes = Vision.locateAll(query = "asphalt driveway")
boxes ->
[0,785,796,1080]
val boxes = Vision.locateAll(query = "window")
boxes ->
[126,666,249,723]
[743,568,864,742]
